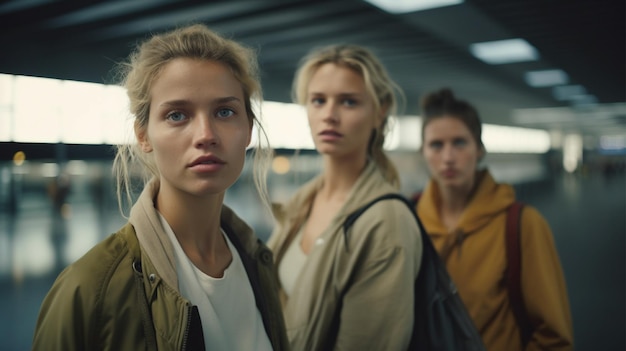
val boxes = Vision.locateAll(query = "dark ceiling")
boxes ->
[1,0,624,139]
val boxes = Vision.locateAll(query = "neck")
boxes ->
[155,185,225,258]
[438,174,479,215]
[439,188,469,215]
[319,154,367,201]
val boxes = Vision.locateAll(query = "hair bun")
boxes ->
[421,87,457,112]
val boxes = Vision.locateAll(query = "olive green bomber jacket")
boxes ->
[32,180,289,351]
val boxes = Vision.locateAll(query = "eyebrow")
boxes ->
[308,92,363,97]
[159,96,243,107]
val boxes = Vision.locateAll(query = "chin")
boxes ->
[438,178,462,188]
[188,181,231,197]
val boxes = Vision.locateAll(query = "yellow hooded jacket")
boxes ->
[416,170,573,351]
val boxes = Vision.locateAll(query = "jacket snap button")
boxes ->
[149,274,156,283]
[260,250,272,264]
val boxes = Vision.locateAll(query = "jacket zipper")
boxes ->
[181,305,192,351]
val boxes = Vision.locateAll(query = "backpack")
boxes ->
[411,192,533,348]
[343,193,486,351]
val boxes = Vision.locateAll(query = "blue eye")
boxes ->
[217,108,235,118]
[166,111,186,122]
[342,99,357,107]
[311,97,325,106]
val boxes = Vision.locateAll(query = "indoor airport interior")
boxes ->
[0,1,624,350]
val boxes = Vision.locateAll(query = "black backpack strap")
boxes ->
[344,193,486,351]
[505,201,533,347]
[343,193,428,252]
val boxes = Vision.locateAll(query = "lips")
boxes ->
[442,169,457,178]
[188,155,225,167]
[319,129,343,137]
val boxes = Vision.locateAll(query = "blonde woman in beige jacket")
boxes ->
[268,44,423,351]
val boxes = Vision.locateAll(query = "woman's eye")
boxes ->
[166,111,187,122]
[311,97,324,106]
[342,99,357,107]
[217,108,235,118]
[429,141,443,150]
[453,138,468,147]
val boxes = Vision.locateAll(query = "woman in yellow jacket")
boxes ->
[414,88,573,350]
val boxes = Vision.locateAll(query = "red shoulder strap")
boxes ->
[410,191,422,206]
[506,202,532,346]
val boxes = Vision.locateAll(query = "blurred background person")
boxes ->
[32,24,287,351]
[268,44,423,351]
[412,88,573,350]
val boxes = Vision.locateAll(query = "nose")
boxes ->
[194,116,219,148]
[321,100,339,125]
[442,143,456,163]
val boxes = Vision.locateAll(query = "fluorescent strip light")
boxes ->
[363,0,463,14]
[600,135,626,150]
[470,39,539,64]
[0,73,551,154]
[524,69,569,87]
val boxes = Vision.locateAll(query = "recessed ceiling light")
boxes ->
[363,0,463,14]
[470,38,539,64]
[525,69,569,87]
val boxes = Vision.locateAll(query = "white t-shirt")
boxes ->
[160,214,273,351]
[278,228,308,297]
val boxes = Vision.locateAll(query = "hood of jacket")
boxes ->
[417,170,515,237]
[129,178,261,290]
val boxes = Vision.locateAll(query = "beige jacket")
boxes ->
[268,162,423,351]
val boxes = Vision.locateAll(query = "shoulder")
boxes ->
[35,227,136,341]
[78,226,134,275]
[518,204,550,229]
[348,196,421,249]
[52,227,135,305]
[515,204,555,244]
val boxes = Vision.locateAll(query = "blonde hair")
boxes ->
[292,44,404,187]
[112,24,271,216]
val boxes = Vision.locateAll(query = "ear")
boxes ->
[477,145,486,161]
[134,122,152,153]
[376,105,389,128]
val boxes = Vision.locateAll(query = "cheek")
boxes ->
[423,151,438,169]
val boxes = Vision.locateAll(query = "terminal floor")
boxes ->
[0,172,624,350]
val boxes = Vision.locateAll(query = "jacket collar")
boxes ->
[418,169,515,235]
[269,161,398,254]
[129,178,261,291]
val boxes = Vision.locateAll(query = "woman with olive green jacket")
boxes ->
[32,180,289,351]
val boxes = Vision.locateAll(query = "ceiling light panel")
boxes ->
[363,0,463,14]
[470,38,539,64]
[525,69,569,87]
